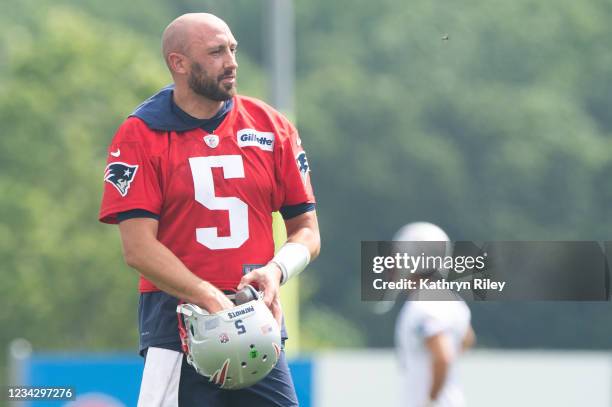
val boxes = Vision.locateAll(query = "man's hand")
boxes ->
[238,263,283,327]
[196,280,235,314]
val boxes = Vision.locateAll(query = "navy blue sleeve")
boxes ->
[116,209,160,222]
[279,203,316,220]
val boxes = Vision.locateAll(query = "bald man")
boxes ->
[99,13,319,407]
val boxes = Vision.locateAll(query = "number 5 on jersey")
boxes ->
[189,155,248,250]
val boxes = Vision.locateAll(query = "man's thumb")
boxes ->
[237,274,254,290]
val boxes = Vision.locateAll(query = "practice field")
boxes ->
[10,348,612,406]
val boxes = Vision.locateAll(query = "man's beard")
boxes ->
[188,62,236,101]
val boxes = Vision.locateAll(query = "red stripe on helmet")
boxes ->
[176,301,190,354]
[218,359,230,387]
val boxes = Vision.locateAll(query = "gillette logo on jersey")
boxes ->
[237,129,274,151]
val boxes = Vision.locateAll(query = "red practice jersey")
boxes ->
[99,95,315,292]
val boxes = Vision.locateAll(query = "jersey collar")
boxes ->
[130,84,234,132]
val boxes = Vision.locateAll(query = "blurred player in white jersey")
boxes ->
[392,222,475,407]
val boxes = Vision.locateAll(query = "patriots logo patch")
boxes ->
[295,151,310,183]
[104,162,138,197]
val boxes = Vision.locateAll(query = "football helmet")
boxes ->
[374,222,453,313]
[176,287,282,390]
[392,222,452,277]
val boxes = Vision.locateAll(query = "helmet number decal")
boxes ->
[234,319,246,335]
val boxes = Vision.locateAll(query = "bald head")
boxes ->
[162,13,232,69]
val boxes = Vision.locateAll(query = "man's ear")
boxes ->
[168,52,188,75]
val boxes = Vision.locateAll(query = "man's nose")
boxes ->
[224,51,238,70]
